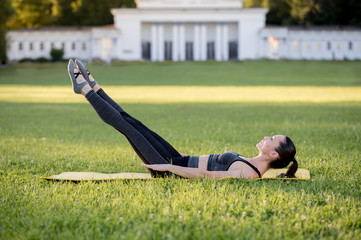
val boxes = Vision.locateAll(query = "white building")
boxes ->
[260,26,361,60]
[6,0,361,62]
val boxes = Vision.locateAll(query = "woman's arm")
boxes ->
[141,163,243,179]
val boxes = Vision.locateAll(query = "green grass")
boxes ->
[0,61,360,239]
[0,61,360,86]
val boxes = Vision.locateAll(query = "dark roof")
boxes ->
[9,25,116,32]
[265,25,361,31]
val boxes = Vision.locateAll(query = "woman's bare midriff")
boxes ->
[198,155,209,170]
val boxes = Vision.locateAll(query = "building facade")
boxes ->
[6,0,361,62]
[260,26,361,60]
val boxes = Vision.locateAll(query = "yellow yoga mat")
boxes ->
[41,168,310,181]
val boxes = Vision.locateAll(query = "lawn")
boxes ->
[0,61,360,239]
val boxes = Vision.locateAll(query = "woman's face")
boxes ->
[256,135,286,158]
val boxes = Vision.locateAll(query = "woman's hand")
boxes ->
[180,153,189,157]
[141,163,171,172]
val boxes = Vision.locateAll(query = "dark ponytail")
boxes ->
[277,158,298,178]
[269,136,298,178]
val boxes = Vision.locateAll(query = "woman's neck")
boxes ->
[245,154,271,175]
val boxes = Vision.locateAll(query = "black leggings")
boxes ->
[86,89,181,177]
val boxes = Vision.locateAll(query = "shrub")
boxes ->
[18,58,34,63]
[50,48,64,62]
[34,57,49,63]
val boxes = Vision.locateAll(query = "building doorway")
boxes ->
[164,41,172,60]
[207,42,215,60]
[185,41,193,60]
[229,41,238,60]
[142,41,151,60]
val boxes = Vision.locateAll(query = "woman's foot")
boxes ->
[68,59,92,95]
[75,59,101,92]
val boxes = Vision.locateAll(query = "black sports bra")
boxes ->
[207,151,262,178]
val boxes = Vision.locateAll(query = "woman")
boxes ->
[68,59,298,180]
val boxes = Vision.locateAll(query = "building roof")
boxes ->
[8,25,116,32]
[265,25,361,31]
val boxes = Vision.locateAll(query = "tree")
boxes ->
[50,0,79,26]
[0,0,14,63]
[244,0,361,26]
[8,0,53,28]
[266,0,295,25]
[6,0,137,29]
[74,0,136,26]
[303,0,361,26]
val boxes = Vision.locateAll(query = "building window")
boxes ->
[29,42,33,51]
[51,42,54,49]
[164,41,172,60]
[61,42,65,49]
[268,37,279,58]
[293,41,299,49]
[141,41,151,60]
[19,42,23,51]
[349,42,352,50]
[185,42,193,61]
[305,42,310,51]
[327,42,331,50]
[228,41,238,60]
[82,42,86,51]
[40,42,44,50]
[337,42,342,50]
[316,42,321,50]
[72,42,76,50]
[207,41,215,60]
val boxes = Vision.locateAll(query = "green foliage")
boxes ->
[0,62,360,239]
[50,48,64,62]
[35,57,50,63]
[0,0,14,63]
[244,0,361,26]
[266,0,296,25]
[6,0,136,29]
[0,27,7,63]
[9,0,53,28]
[0,0,14,25]
[6,0,361,28]
[18,57,50,63]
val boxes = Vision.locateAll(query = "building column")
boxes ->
[158,23,164,61]
[172,23,179,61]
[222,23,229,61]
[179,23,185,61]
[151,23,157,61]
[200,23,207,61]
[194,23,200,61]
[215,23,222,61]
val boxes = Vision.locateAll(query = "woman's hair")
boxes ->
[269,136,298,178]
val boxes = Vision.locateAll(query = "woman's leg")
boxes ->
[69,60,174,177]
[74,59,181,158]
[97,88,181,157]
[86,90,181,176]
